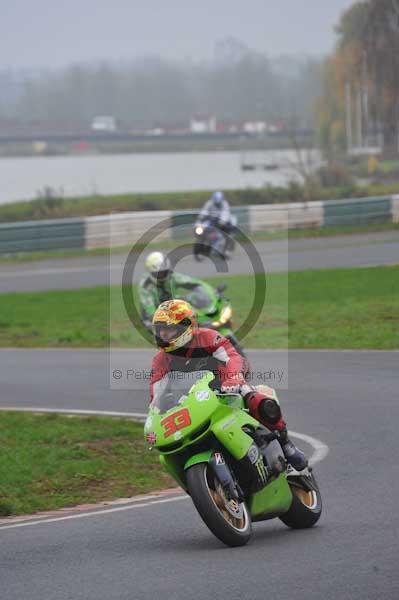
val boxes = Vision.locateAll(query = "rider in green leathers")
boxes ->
[139,251,203,331]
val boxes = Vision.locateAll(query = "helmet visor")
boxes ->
[155,269,171,282]
[158,325,179,343]
[154,319,191,348]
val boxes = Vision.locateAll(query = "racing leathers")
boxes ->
[199,196,235,233]
[139,272,203,330]
[198,195,236,251]
[149,327,307,470]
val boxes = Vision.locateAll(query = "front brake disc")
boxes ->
[215,482,244,519]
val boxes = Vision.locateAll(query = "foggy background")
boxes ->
[0,0,354,132]
[1,0,355,69]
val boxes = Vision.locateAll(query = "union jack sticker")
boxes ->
[146,432,157,445]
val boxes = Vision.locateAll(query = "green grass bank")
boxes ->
[1,181,399,223]
[0,265,397,349]
[0,412,172,517]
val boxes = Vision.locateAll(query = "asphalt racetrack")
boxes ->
[1,349,398,600]
[0,231,398,293]
[1,231,398,598]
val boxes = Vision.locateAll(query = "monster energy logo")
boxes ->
[255,456,268,485]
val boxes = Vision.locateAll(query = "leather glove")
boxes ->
[221,373,245,394]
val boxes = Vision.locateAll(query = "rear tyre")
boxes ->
[187,463,252,547]
[279,472,322,529]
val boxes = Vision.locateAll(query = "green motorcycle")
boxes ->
[144,370,322,547]
[179,281,245,356]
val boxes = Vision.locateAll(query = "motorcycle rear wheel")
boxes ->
[279,472,322,529]
[187,463,252,547]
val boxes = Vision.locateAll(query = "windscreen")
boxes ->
[151,370,211,414]
[181,286,213,309]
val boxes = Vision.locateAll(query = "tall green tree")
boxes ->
[321,0,399,154]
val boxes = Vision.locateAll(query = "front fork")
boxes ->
[209,451,243,501]
[209,442,268,501]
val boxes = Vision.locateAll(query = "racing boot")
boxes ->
[278,428,308,471]
[245,390,308,471]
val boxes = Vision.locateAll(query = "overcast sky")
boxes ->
[1,0,355,70]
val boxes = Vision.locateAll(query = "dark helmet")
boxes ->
[211,191,225,208]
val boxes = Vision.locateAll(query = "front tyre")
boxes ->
[193,242,204,262]
[187,463,252,547]
[279,472,322,529]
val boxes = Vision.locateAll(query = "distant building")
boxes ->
[145,127,165,136]
[242,121,267,134]
[91,116,117,132]
[266,124,279,133]
[190,115,217,134]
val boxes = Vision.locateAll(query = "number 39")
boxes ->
[161,408,191,438]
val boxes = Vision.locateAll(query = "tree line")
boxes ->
[0,38,322,130]
[318,0,399,156]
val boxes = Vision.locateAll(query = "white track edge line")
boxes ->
[0,496,188,531]
[291,431,329,465]
[0,407,147,419]
[0,410,329,531]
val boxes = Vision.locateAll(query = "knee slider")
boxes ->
[259,398,281,424]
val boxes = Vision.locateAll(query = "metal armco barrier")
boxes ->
[0,195,396,254]
[0,217,85,254]
[323,196,392,226]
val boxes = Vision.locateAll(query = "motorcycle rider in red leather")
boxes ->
[149,299,307,471]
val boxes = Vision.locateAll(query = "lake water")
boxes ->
[0,149,318,205]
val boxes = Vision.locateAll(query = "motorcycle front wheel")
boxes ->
[279,472,322,529]
[187,463,252,547]
[193,241,205,262]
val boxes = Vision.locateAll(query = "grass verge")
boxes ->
[1,181,399,223]
[0,412,173,517]
[0,266,398,349]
